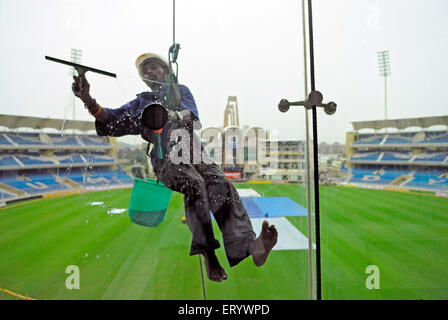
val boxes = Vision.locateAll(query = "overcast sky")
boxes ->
[0,0,447,144]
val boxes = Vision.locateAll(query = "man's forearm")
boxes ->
[84,95,109,123]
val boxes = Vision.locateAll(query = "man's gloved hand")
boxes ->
[167,110,178,122]
[72,74,91,104]
[167,109,193,123]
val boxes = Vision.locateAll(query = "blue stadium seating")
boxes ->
[425,131,448,138]
[0,129,127,200]
[56,154,84,164]
[0,135,12,145]
[109,167,134,184]
[352,132,448,146]
[384,137,412,144]
[0,153,117,168]
[0,175,68,194]
[16,155,55,166]
[6,133,45,145]
[0,155,20,167]
[339,162,349,173]
[117,174,133,184]
[349,168,409,185]
[350,152,380,161]
[353,136,384,145]
[83,154,114,163]
[381,152,412,161]
[79,136,109,146]
[404,171,448,190]
[347,128,447,191]
[414,152,448,163]
[0,133,110,147]
[51,136,81,146]
[103,170,133,184]
[0,167,133,197]
[63,173,112,186]
[347,168,448,191]
[421,135,448,144]
[60,169,132,187]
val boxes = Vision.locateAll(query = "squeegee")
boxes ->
[45,55,116,78]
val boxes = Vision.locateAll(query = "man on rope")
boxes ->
[72,53,278,282]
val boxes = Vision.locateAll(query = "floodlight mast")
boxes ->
[377,50,391,121]
[69,49,83,77]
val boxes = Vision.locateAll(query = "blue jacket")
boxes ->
[95,84,204,171]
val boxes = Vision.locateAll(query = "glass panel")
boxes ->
[0,0,316,300]
[314,0,448,299]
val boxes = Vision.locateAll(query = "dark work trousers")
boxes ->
[155,161,256,267]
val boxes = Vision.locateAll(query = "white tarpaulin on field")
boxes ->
[107,208,126,215]
[250,217,315,251]
[236,188,261,197]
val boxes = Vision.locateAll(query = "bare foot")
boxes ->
[203,251,228,282]
[251,220,278,267]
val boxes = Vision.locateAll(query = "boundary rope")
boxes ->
[0,287,37,300]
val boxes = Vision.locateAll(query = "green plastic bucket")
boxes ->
[128,177,173,227]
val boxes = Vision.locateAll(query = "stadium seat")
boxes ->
[403,171,448,190]
[16,155,56,166]
[348,168,410,185]
[350,152,380,162]
[381,152,412,162]
[6,133,45,146]
[353,135,384,145]
[0,134,13,145]
[79,136,109,146]
[57,154,85,164]
[51,136,80,146]
[0,174,68,194]
[422,133,448,144]
[0,155,20,167]
[414,152,448,163]
[82,154,115,163]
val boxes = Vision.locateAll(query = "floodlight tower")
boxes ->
[377,50,391,120]
[69,48,83,121]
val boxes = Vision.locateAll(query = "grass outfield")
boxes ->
[0,184,447,300]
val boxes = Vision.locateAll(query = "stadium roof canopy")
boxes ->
[351,115,448,131]
[0,114,95,131]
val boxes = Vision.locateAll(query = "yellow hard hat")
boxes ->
[135,53,169,79]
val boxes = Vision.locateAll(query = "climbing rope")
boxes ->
[198,255,207,300]
[169,0,207,299]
